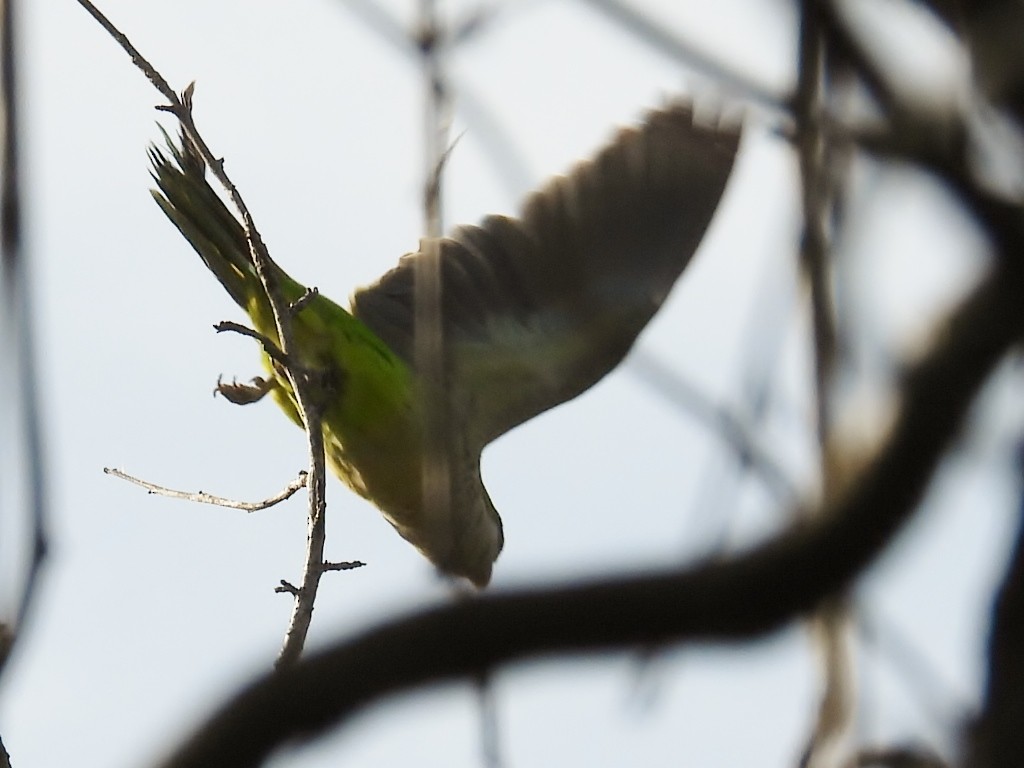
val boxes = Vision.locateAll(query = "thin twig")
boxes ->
[214,321,291,368]
[335,0,533,196]
[289,287,319,315]
[275,581,300,597]
[628,348,797,503]
[103,468,308,512]
[323,560,366,572]
[76,0,331,667]
[477,672,503,768]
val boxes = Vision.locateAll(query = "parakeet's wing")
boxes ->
[351,102,741,447]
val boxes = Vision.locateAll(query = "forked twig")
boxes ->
[76,0,332,667]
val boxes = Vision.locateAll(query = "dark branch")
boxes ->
[155,252,1024,768]
[0,0,49,689]
[968,453,1024,768]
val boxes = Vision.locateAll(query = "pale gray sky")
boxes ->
[2,1,1019,767]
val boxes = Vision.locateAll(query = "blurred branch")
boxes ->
[578,0,785,110]
[857,606,972,734]
[818,1,902,119]
[794,2,837,447]
[794,5,852,767]
[414,6,507,766]
[75,0,330,669]
[337,0,533,196]
[0,0,48,685]
[477,673,502,768]
[917,0,966,34]
[628,348,797,503]
[957,1,1024,125]
[850,746,950,768]
[154,237,1024,766]
[821,6,1024,765]
[678,244,796,556]
[102,468,308,512]
[968,447,1024,768]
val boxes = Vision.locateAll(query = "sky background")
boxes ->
[2,1,1022,766]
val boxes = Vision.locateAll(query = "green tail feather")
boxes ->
[148,127,278,315]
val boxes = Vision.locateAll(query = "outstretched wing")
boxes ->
[351,103,741,447]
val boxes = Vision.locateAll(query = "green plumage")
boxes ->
[149,103,741,586]
[150,132,426,538]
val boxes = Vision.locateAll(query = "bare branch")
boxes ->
[793,5,853,766]
[794,2,837,447]
[74,0,177,104]
[322,560,366,572]
[414,0,454,597]
[289,287,319,315]
[213,321,290,368]
[579,0,785,111]
[153,229,1024,766]
[103,468,307,512]
[275,581,300,597]
[75,0,332,666]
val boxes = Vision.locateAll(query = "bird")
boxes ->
[148,101,741,587]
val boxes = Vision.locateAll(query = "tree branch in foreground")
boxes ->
[154,253,1024,768]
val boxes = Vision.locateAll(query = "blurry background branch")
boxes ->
[157,219,1024,766]
[0,0,47,683]
[152,2,1024,765]
[794,4,853,766]
[5,1,1024,767]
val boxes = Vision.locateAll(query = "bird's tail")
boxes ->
[148,125,286,316]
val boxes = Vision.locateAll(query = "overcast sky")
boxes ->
[2,1,1021,767]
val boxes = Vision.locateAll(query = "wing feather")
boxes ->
[351,102,741,446]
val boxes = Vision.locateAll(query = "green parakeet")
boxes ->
[148,102,741,586]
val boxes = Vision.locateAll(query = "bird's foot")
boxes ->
[214,374,275,405]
